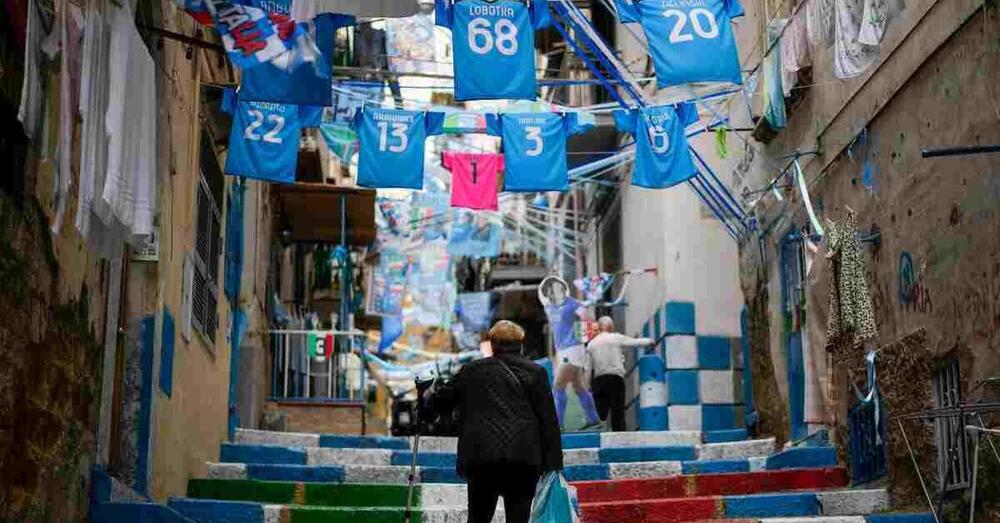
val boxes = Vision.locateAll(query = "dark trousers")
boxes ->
[592,374,626,431]
[466,464,540,523]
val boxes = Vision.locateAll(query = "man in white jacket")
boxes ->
[586,317,655,431]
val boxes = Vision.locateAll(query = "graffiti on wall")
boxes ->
[898,251,933,313]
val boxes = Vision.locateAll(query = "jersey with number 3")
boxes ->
[637,0,745,87]
[486,112,592,192]
[613,103,699,189]
[436,0,550,101]
[353,108,445,189]
[224,98,322,184]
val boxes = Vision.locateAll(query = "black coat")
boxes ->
[430,351,563,478]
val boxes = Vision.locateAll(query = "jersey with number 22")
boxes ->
[225,99,322,184]
[638,0,745,87]
[437,0,550,101]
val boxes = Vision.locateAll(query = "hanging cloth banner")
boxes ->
[173,0,314,70]
[793,159,825,237]
[448,210,502,258]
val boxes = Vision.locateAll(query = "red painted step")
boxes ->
[581,496,724,522]
[573,467,848,503]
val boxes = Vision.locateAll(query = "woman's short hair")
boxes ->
[489,320,525,344]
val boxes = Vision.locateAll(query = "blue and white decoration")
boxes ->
[636,301,745,431]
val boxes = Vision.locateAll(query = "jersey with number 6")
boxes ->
[637,0,745,87]
[352,108,445,189]
[436,0,550,101]
[224,95,323,184]
[486,112,592,192]
[613,103,699,189]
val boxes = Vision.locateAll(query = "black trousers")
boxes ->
[466,464,540,523]
[592,374,626,431]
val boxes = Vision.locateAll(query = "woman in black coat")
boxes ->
[430,320,563,523]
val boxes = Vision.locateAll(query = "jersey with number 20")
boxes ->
[436,0,550,101]
[636,0,745,87]
[353,108,445,189]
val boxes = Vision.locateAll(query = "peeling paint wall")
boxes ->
[733,0,1000,507]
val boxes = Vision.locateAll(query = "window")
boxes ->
[933,357,971,490]
[192,130,224,344]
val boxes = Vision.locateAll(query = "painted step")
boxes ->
[580,489,890,522]
[187,468,849,509]
[235,428,748,450]
[218,438,775,467]
[704,515,935,523]
[169,497,505,523]
[91,502,196,523]
[574,467,848,503]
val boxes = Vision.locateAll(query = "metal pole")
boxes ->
[898,419,940,523]
[283,334,289,398]
[328,333,333,398]
[921,144,1000,158]
[969,426,980,523]
[305,334,311,398]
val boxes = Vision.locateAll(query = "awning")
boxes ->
[274,183,376,245]
[291,0,423,20]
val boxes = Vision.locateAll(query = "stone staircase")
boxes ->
[150,428,935,523]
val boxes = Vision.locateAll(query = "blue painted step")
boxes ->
[91,502,195,523]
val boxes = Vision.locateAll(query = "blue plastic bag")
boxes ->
[529,472,580,523]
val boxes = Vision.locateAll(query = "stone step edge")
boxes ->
[167,489,892,522]
[235,427,749,450]
[220,438,777,466]
[186,468,850,508]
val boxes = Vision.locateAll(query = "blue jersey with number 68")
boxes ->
[352,108,445,190]
[223,92,322,184]
[637,0,745,87]
[486,112,592,192]
[436,0,550,101]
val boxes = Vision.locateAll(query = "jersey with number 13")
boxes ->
[353,108,445,189]
[436,0,550,101]
[635,0,745,87]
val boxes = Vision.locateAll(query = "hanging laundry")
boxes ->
[485,112,593,192]
[714,126,729,159]
[352,107,445,189]
[290,0,419,20]
[435,0,550,101]
[102,0,157,241]
[223,88,324,183]
[240,12,355,106]
[858,0,904,46]
[807,0,835,46]
[834,0,879,79]
[612,103,699,189]
[173,0,315,70]
[385,9,436,74]
[823,211,878,353]
[17,0,45,139]
[630,0,745,87]
[318,122,358,163]
[52,0,83,233]
[780,12,811,97]
[353,23,388,70]
[762,19,787,130]
[330,80,384,123]
[442,151,503,211]
[614,0,640,23]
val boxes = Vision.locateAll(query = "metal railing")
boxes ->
[269,330,367,401]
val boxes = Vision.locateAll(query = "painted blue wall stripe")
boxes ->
[599,446,696,463]
[159,309,175,397]
[137,316,156,497]
[563,464,610,481]
[724,492,819,518]
[418,467,463,483]
[664,302,696,335]
[696,336,732,370]
[765,446,838,470]
[666,370,700,405]
[246,464,345,483]
[319,435,410,450]
[865,514,936,523]
[169,498,264,523]
[561,433,602,449]
[390,452,456,468]
[702,404,740,431]
[682,459,750,474]
[703,429,748,443]
[220,444,306,465]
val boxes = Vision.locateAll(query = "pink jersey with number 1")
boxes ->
[442,151,504,211]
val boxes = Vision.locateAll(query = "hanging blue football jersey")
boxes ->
[635,0,745,87]
[615,0,640,23]
[486,112,593,192]
[435,0,550,101]
[224,98,318,184]
[613,102,700,189]
[352,108,445,189]
[240,12,355,106]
